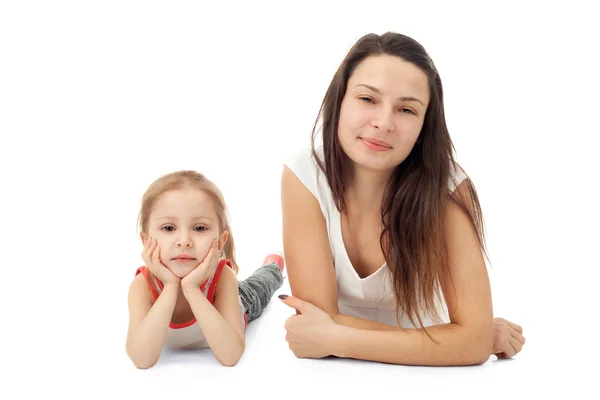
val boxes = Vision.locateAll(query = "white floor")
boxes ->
[65,276,596,400]
[5,254,597,399]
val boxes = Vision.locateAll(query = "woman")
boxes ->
[279,32,525,366]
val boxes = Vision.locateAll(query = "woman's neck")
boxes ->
[345,165,393,218]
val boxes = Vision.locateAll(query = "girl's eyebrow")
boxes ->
[155,216,214,222]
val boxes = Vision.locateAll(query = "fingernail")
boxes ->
[278,294,288,300]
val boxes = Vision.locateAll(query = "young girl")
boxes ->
[279,32,525,366]
[126,170,284,369]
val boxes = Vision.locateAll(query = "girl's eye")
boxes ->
[194,226,207,232]
[162,226,175,232]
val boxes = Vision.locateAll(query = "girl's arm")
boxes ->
[281,168,493,366]
[125,274,179,369]
[183,266,245,367]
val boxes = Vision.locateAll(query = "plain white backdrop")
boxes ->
[1,0,598,398]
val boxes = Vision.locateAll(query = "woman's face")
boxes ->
[337,54,430,173]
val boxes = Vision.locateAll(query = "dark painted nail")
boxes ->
[278,294,288,300]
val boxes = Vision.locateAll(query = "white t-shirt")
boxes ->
[283,146,468,328]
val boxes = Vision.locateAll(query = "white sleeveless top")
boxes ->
[135,259,247,349]
[284,147,468,328]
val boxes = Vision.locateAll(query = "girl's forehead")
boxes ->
[151,188,219,220]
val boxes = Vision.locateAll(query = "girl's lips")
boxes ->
[173,256,196,262]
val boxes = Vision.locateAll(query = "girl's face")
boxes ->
[143,188,227,278]
[337,54,430,173]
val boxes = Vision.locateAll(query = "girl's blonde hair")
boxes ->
[137,170,239,275]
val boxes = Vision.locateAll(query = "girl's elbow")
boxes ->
[129,353,159,369]
[219,357,241,367]
[134,359,158,369]
[217,351,243,367]
[216,339,245,367]
[126,345,159,369]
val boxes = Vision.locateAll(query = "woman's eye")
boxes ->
[359,97,374,103]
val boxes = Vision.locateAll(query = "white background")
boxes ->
[1,0,598,399]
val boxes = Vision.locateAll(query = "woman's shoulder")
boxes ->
[282,146,334,220]
[448,160,469,193]
[283,146,326,191]
[284,146,323,174]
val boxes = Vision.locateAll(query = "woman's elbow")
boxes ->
[468,349,491,365]
[467,327,494,365]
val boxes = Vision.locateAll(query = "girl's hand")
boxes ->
[142,237,180,285]
[181,239,219,291]
[279,295,340,359]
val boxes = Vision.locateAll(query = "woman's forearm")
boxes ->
[329,321,493,366]
[334,313,402,331]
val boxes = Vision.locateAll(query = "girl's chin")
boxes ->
[167,266,195,278]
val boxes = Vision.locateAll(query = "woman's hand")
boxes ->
[493,317,526,358]
[279,295,341,359]
[142,237,180,285]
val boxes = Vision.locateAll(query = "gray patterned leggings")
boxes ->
[237,262,284,323]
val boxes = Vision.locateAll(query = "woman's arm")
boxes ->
[330,189,494,365]
[329,189,493,365]
[334,313,524,360]
[281,166,343,317]
[282,169,493,365]
[125,274,179,369]
[183,266,245,367]
[282,166,405,330]
[333,314,401,331]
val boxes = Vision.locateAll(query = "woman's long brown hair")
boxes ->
[310,32,488,338]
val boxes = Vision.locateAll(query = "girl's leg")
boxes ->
[238,253,285,323]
